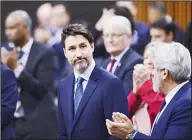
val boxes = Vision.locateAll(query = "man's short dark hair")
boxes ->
[61,23,94,48]
[151,17,176,39]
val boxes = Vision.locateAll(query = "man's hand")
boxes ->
[133,64,150,93]
[1,47,11,64]
[6,48,18,69]
[95,8,114,31]
[106,112,135,139]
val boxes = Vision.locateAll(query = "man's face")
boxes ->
[150,28,167,42]
[5,16,27,46]
[64,35,94,73]
[151,66,163,93]
[103,24,130,56]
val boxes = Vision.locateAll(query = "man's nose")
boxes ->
[76,49,83,57]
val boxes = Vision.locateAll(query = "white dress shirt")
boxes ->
[14,38,34,118]
[73,60,96,99]
[106,47,129,74]
[14,38,34,78]
[150,80,189,135]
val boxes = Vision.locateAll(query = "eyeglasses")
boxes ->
[102,33,127,39]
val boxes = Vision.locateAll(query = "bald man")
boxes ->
[101,16,143,95]
[2,10,58,139]
[36,3,52,29]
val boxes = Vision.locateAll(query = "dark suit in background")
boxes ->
[131,21,151,55]
[101,48,143,95]
[12,41,58,139]
[1,64,19,140]
[57,66,129,139]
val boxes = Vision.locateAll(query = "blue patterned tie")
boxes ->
[74,77,84,114]
[18,49,24,60]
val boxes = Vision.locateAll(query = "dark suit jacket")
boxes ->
[57,66,129,139]
[135,82,192,139]
[1,64,19,140]
[12,41,58,139]
[131,21,151,55]
[101,48,143,96]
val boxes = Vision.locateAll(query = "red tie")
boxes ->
[109,59,116,72]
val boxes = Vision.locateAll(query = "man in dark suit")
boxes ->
[106,42,192,139]
[116,1,151,55]
[1,64,19,140]
[2,10,58,139]
[57,23,129,139]
[101,16,143,95]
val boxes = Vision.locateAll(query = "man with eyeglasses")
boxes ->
[101,15,143,95]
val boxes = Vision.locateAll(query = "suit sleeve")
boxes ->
[57,82,68,139]
[103,78,129,139]
[17,49,58,99]
[134,96,192,139]
[163,100,192,139]
[1,66,18,128]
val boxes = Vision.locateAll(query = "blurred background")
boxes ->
[1,1,191,42]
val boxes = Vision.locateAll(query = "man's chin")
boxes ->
[75,63,88,71]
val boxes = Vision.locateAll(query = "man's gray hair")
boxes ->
[104,15,132,35]
[9,10,32,30]
[153,42,191,83]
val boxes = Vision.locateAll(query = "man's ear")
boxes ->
[63,48,67,56]
[161,69,169,80]
[91,43,95,52]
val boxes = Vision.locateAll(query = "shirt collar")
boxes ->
[111,47,129,63]
[20,38,34,54]
[165,80,189,104]
[74,60,96,83]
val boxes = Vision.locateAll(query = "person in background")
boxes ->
[57,23,129,139]
[150,17,176,43]
[127,41,165,135]
[94,5,136,61]
[101,16,143,95]
[116,1,151,55]
[1,63,19,140]
[184,21,192,82]
[106,42,191,139]
[36,3,52,29]
[148,1,184,43]
[2,10,58,139]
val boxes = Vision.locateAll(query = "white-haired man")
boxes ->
[101,15,143,95]
[106,42,192,139]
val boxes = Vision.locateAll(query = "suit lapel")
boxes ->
[72,66,99,129]
[151,82,191,136]
[25,41,39,72]
[67,74,75,123]
[102,58,110,69]
[114,49,131,76]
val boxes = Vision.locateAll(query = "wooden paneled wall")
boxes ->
[136,1,191,31]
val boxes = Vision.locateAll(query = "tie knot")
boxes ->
[77,77,84,85]
[111,59,116,63]
[18,49,24,59]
